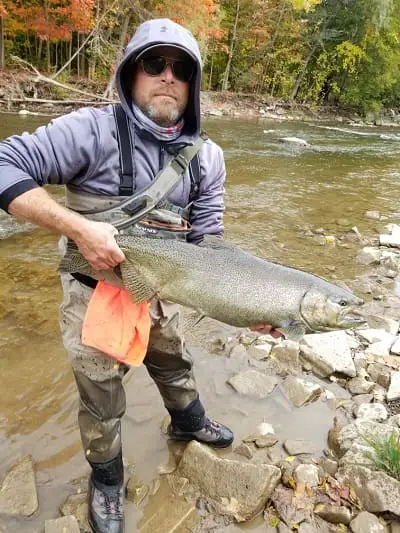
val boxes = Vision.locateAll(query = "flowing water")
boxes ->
[1,112,400,532]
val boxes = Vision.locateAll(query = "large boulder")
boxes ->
[173,441,281,521]
[0,456,38,516]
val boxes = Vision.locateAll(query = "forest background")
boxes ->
[0,0,399,114]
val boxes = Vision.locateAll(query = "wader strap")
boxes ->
[189,153,201,203]
[71,272,98,289]
[113,104,135,195]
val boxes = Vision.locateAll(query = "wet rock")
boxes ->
[314,503,352,525]
[337,464,400,515]
[234,443,254,459]
[365,211,381,220]
[167,475,190,497]
[255,435,278,448]
[358,329,396,344]
[355,403,388,421]
[283,440,315,456]
[270,341,300,374]
[126,475,149,505]
[380,224,400,248]
[60,492,90,532]
[294,464,319,487]
[350,511,385,533]
[270,484,311,527]
[175,441,281,521]
[281,376,322,407]
[356,247,381,265]
[227,370,278,399]
[347,377,374,395]
[318,457,338,477]
[300,332,356,377]
[388,371,400,401]
[45,515,80,533]
[0,455,38,517]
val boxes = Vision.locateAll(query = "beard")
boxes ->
[141,97,184,127]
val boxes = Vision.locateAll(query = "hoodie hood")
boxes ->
[116,19,202,140]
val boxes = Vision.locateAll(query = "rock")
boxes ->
[126,476,149,505]
[337,464,400,515]
[388,372,400,401]
[257,422,275,435]
[367,363,392,389]
[380,225,400,248]
[234,443,254,459]
[391,337,400,355]
[45,516,80,533]
[353,394,373,406]
[319,457,338,476]
[278,523,292,533]
[355,403,388,422]
[314,503,352,525]
[281,376,322,408]
[0,456,38,517]
[358,329,396,344]
[388,414,400,426]
[247,343,271,360]
[347,377,374,395]
[365,340,393,359]
[270,484,311,527]
[207,109,223,116]
[294,464,319,487]
[350,511,386,533]
[175,441,281,521]
[335,420,399,458]
[356,247,381,265]
[227,370,277,399]
[254,435,278,448]
[300,332,356,377]
[60,492,90,532]
[391,522,400,533]
[270,341,300,374]
[354,353,368,373]
[283,440,315,456]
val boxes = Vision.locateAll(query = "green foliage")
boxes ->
[363,431,400,481]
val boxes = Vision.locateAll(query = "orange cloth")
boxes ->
[82,281,151,366]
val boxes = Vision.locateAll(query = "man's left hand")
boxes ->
[249,324,283,338]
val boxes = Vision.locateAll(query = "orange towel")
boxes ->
[82,281,151,366]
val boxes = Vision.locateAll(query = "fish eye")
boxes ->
[338,300,348,307]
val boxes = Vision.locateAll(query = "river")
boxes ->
[0,112,400,532]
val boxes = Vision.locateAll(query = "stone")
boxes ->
[254,435,278,448]
[365,211,381,220]
[281,376,322,408]
[366,316,399,335]
[350,511,385,533]
[353,394,374,406]
[391,522,400,533]
[380,225,400,248]
[356,247,381,265]
[391,337,400,355]
[365,340,393,358]
[314,504,352,525]
[367,363,392,389]
[347,377,374,395]
[337,464,400,515]
[45,516,80,533]
[358,329,396,344]
[227,370,278,399]
[388,372,400,401]
[294,464,319,487]
[234,443,254,459]
[283,440,315,456]
[175,441,281,521]
[0,456,38,517]
[60,492,90,532]
[300,332,356,377]
[356,403,388,422]
[270,340,300,373]
[335,420,399,458]
[319,457,338,476]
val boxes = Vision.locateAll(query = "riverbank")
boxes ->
[1,68,400,127]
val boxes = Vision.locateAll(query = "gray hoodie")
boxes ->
[0,19,225,243]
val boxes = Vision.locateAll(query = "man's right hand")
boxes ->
[73,220,126,271]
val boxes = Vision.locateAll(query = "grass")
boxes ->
[362,431,400,481]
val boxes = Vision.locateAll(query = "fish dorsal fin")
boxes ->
[199,235,240,251]
[119,258,155,304]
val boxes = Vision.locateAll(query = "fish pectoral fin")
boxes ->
[119,261,155,304]
[277,320,306,342]
[199,235,240,251]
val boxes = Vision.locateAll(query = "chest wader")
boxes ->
[59,104,205,468]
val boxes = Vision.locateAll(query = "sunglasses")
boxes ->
[140,56,194,83]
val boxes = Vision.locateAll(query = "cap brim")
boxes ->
[135,44,193,61]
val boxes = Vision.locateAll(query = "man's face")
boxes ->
[132,46,192,128]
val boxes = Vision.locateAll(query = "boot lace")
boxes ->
[103,488,124,520]
[202,417,223,438]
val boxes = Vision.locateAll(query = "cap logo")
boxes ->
[160,26,167,32]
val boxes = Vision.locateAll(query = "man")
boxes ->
[0,18,277,533]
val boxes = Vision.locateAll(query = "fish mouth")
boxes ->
[337,309,367,327]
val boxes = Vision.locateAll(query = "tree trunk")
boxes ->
[103,13,131,99]
[221,0,240,91]
[290,40,318,100]
[0,15,4,68]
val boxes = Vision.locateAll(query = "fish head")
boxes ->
[300,284,366,333]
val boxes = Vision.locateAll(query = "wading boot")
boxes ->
[88,452,124,533]
[167,397,234,448]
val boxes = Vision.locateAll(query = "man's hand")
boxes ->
[74,220,126,271]
[249,324,283,339]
